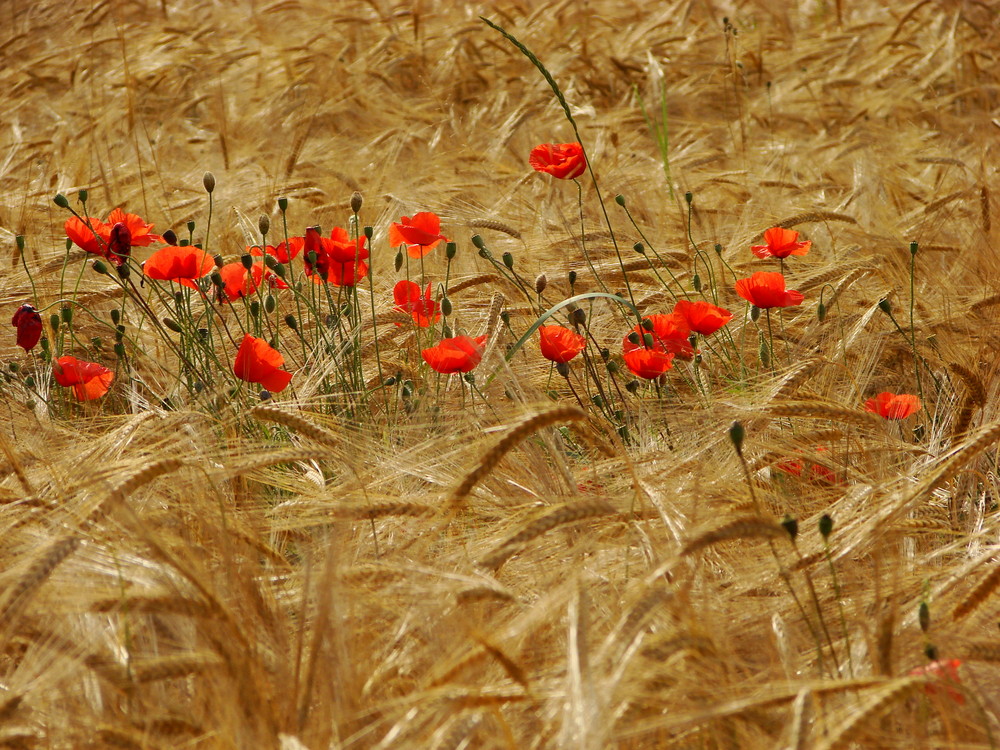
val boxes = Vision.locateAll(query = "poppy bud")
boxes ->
[819,513,833,538]
[817,302,827,321]
[211,271,223,289]
[924,644,938,661]
[441,323,452,338]
[305,251,317,266]
[750,305,761,322]
[250,300,260,318]
[162,229,177,245]
[500,311,510,325]
[556,361,570,377]
[441,297,452,317]
[570,308,586,327]
[688,334,698,350]
[284,314,297,330]
[110,309,120,325]
[693,273,702,292]
[278,197,288,212]
[759,339,770,367]
[113,343,126,357]
[15,235,24,252]
[53,193,69,208]
[92,259,108,275]
[260,389,272,401]
[78,189,88,203]
[203,171,216,193]
[592,394,604,408]
[633,242,645,254]
[40,338,49,352]
[502,252,514,269]
[626,379,640,393]
[910,241,919,256]
[116,264,130,279]
[781,515,798,541]
[464,372,476,384]
[878,298,892,314]
[241,254,253,270]
[685,191,693,205]
[24,375,35,388]
[179,239,190,246]
[728,421,745,454]
[258,214,270,237]
[615,194,626,207]
[600,348,610,360]
[187,220,196,234]
[446,242,457,259]
[273,262,286,278]
[163,318,183,333]
[618,425,630,441]
[535,273,547,295]
[478,246,492,260]
[641,318,654,331]
[471,234,485,249]
[350,191,363,213]
[383,376,396,386]
[394,249,403,272]
[643,332,654,348]
[213,254,224,268]
[364,225,374,240]
[568,270,577,287]
[60,306,73,324]
[627,332,641,346]
[91,336,103,349]
[8,362,18,373]
[607,361,619,374]
[65,238,73,251]
[264,295,276,314]
[50,313,60,332]
[714,243,723,255]
[919,601,930,632]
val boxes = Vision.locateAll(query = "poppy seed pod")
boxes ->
[110,309,120,325]
[53,193,69,208]
[203,171,216,193]
[627,332,641,346]
[471,234,485,250]
[570,308,586,327]
[351,191,363,213]
[210,271,223,289]
[643,332,654,348]
[241,254,253,270]
[685,191,693,205]
[910,241,919,256]
[364,225,374,240]
[278,197,288,212]
[116,264,130,279]
[273,262,286,278]
[445,242,457,259]
[16,235,24,251]
[258,214,270,237]
[187,220,196,233]
[568,270,577,287]
[92,259,108,275]
[626,379,640,393]
[535,273,547,295]
[60,306,73,324]
[213,254,224,268]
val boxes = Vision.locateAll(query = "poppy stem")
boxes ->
[909,243,926,408]
[573,179,609,296]
[765,308,777,373]
[617,200,687,300]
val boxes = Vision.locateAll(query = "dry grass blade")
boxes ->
[479,499,618,569]
[331,502,434,519]
[681,518,785,556]
[766,401,883,429]
[952,561,1000,621]
[468,218,522,239]
[447,405,586,507]
[129,653,225,683]
[251,406,341,447]
[89,594,216,618]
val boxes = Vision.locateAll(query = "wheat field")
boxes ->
[1,0,999,747]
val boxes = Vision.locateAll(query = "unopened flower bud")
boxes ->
[441,297,452,316]
[568,270,577,287]
[203,171,216,193]
[692,273,702,292]
[394,249,403,272]
[819,514,833,538]
[570,308,586,327]
[60,306,73,324]
[502,252,514,269]
[471,234,485,249]
[627,332,641,345]
[556,362,570,377]
[273,262,286,278]
[53,193,69,208]
[626,379,640,393]
[445,242,456,259]
[351,191,363,213]
[714,243,723,255]
[760,339,770,367]
[685,191,693,205]
[249,300,260,318]
[781,515,799,541]
[534,273,547,295]
[817,302,827,322]
[264,295,276,314]
[750,305,761,322]
[919,601,930,633]
[210,271,223,289]
[15,235,24,252]
[241,254,253,270]
[728,421,745,454]
[163,317,183,333]
[642,332,654,348]
[258,214,270,237]
[614,194,626,207]
[633,242,645,254]
[278,197,288,212]
[162,229,178,246]
[116,264,130,279]
[641,318,654,331]
[110,309,120,325]
[284,314,298,330]
[49,313,60,332]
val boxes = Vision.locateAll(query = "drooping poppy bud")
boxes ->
[11,304,42,352]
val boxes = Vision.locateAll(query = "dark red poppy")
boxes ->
[751,227,811,259]
[672,300,733,336]
[735,272,804,309]
[538,325,586,363]
[864,392,921,420]
[389,212,448,259]
[909,659,964,705]
[393,280,440,327]
[422,334,487,373]
[250,237,303,264]
[529,142,586,180]
[53,355,114,401]
[234,334,293,392]
[143,245,215,288]
[64,208,163,265]
[11,304,42,351]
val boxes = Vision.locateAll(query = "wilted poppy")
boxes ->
[673,300,733,336]
[250,237,303,264]
[11,304,42,351]
[529,142,586,180]
[538,325,586,363]
[53,355,114,401]
[393,280,440,327]
[735,272,804,309]
[234,334,293,392]
[864,392,922,420]
[389,212,448,259]
[65,208,162,265]
[144,245,215,288]
[909,659,964,705]
[751,227,811,260]
[422,334,487,373]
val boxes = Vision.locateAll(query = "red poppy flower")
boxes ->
[216,263,286,302]
[529,142,586,180]
[64,208,162,265]
[864,392,922,420]
[909,659,964,705]
[250,237,303,264]
[302,227,369,286]
[233,334,293,392]
[538,325,586,363]
[751,227,811,259]
[393,280,441,327]
[672,300,733,336]
[735,272,804,309]
[143,245,215,288]
[626,313,694,359]
[775,447,839,485]
[11,304,42,352]
[623,347,674,380]
[389,212,448,259]
[422,334,487,373]
[52,355,114,401]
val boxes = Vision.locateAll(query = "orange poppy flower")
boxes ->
[751,227,811,259]
[864,392,922,420]
[909,659,964,705]
[672,300,733,336]
[52,355,114,401]
[250,236,303,264]
[393,280,440,327]
[735,272,804,309]
[529,142,586,180]
[65,208,163,265]
[143,245,215,288]
[233,334,293,392]
[389,212,448,259]
[422,334,487,373]
[538,325,586,363]
[216,263,287,302]
[12,304,42,352]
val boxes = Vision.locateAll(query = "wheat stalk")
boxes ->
[816,677,920,750]
[468,218,521,239]
[251,406,341,448]
[767,401,883,429]
[0,536,79,631]
[681,517,785,556]
[952,560,1000,621]
[447,273,502,296]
